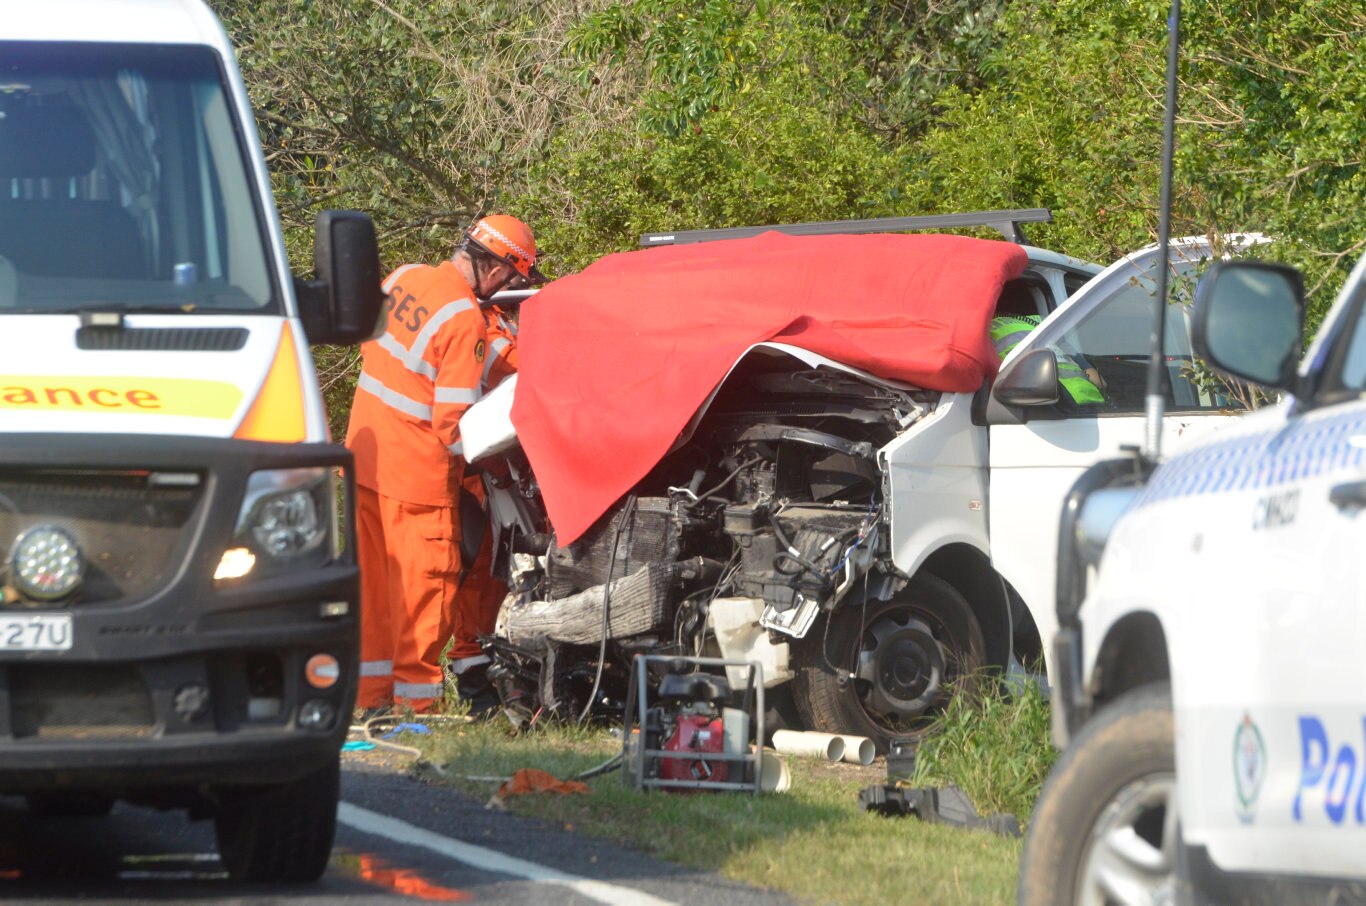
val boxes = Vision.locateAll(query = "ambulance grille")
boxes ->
[9,665,155,739]
[75,326,249,351]
[0,469,203,608]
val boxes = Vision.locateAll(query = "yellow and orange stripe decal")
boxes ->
[234,322,307,442]
[0,375,240,417]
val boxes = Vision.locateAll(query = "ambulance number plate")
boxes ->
[0,614,73,651]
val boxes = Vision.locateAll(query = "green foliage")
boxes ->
[568,0,766,137]
[567,0,1007,139]
[511,54,906,268]
[218,0,1366,432]
[897,0,1366,328]
[911,678,1056,822]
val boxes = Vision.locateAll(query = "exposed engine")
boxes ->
[479,350,933,725]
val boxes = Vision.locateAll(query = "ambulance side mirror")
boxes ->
[1192,261,1304,393]
[296,210,386,346]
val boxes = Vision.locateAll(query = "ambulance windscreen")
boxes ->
[0,42,276,314]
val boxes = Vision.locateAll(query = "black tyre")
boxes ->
[791,573,985,753]
[214,753,340,883]
[1018,682,1176,906]
[25,792,115,817]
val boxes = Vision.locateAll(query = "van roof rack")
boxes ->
[641,208,1052,248]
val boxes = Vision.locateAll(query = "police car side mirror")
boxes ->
[993,348,1062,407]
[1192,261,1304,393]
[297,210,386,346]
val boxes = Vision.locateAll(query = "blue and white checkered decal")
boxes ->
[1138,402,1366,508]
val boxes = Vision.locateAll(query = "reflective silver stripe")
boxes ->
[477,221,533,264]
[357,372,433,421]
[360,659,393,677]
[410,297,476,361]
[394,681,444,699]
[481,337,511,387]
[448,655,490,674]
[447,440,464,456]
[495,313,517,337]
[434,386,481,405]
[382,263,422,294]
[378,332,437,379]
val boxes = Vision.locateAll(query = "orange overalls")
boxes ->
[346,261,488,712]
[447,305,520,676]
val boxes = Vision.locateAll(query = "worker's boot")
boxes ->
[448,662,500,718]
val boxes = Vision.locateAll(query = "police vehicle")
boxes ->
[1018,229,1366,903]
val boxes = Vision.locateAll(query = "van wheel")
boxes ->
[26,792,115,817]
[791,574,984,753]
[1018,683,1177,906]
[214,754,340,883]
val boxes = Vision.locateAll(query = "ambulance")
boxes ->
[1019,242,1366,902]
[0,0,383,882]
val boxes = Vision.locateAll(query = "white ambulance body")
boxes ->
[0,0,383,883]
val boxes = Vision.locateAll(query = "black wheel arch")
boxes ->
[1090,611,1171,710]
[919,544,1012,671]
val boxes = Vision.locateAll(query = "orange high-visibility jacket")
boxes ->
[479,304,519,393]
[346,261,489,505]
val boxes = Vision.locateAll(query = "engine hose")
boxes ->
[575,751,624,781]
[768,512,828,579]
[577,495,637,724]
[693,456,764,502]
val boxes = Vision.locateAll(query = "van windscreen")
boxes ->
[0,42,276,314]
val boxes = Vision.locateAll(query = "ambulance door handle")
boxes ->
[1329,479,1366,511]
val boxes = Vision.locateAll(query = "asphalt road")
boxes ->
[0,755,795,905]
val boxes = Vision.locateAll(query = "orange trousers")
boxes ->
[355,486,459,712]
[446,478,508,673]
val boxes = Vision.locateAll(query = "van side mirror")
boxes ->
[993,348,1061,407]
[296,210,386,346]
[1192,261,1304,392]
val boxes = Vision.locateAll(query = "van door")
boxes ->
[987,238,1262,669]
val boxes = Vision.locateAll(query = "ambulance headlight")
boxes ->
[217,468,334,581]
[1074,487,1140,569]
[11,525,84,600]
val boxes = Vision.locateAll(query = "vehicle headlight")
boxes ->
[10,525,84,601]
[216,468,335,582]
[1074,487,1141,569]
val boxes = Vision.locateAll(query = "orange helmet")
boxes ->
[464,214,544,284]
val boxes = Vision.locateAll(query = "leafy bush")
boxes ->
[911,678,1055,822]
[216,0,1366,433]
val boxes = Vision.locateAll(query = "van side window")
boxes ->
[1046,255,1234,415]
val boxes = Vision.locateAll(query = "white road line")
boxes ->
[337,802,678,906]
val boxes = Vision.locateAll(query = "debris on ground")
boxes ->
[856,784,1022,838]
[497,768,590,799]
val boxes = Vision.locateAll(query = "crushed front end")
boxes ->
[479,350,929,724]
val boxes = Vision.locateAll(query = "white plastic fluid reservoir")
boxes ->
[722,707,750,757]
[709,596,791,688]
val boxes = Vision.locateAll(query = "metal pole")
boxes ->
[1145,0,1181,461]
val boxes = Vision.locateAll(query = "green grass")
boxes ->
[402,681,1053,906]
[912,677,1057,821]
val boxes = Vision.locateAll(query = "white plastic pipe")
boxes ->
[755,747,791,793]
[770,729,845,762]
[838,734,876,766]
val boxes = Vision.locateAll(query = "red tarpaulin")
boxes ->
[511,231,1027,544]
